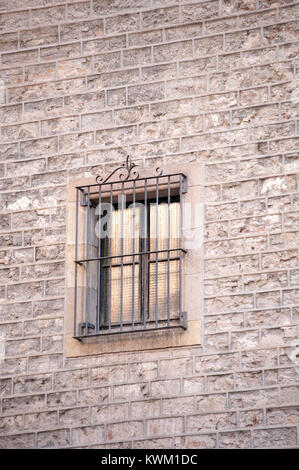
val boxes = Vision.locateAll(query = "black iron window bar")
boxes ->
[73,157,188,340]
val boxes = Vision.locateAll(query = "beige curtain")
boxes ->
[101,201,180,325]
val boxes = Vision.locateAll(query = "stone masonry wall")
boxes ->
[0,0,298,448]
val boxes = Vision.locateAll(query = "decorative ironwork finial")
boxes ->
[96,156,163,184]
[96,155,138,184]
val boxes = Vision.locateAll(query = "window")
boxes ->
[73,157,187,339]
[65,160,203,357]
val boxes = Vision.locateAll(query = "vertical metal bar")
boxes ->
[132,180,136,330]
[120,181,124,331]
[109,183,112,332]
[74,188,79,337]
[179,174,183,323]
[85,186,91,335]
[167,176,170,327]
[143,179,148,329]
[96,184,101,333]
[155,176,159,328]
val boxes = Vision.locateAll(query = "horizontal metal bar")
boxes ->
[75,248,187,264]
[76,314,186,330]
[73,320,187,340]
[100,257,181,269]
[76,173,187,190]
[78,322,95,337]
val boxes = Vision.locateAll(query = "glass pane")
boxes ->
[148,260,180,319]
[99,198,180,327]
[102,264,140,325]
[103,205,140,264]
[100,203,141,327]
[149,202,180,260]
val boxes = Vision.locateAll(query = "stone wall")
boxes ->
[0,0,298,448]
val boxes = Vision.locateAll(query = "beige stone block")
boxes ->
[31,6,65,26]
[142,7,179,29]
[147,417,183,437]
[128,29,163,47]
[153,40,192,63]
[123,47,151,67]
[182,1,219,22]
[128,83,165,105]
[95,48,122,70]
[165,22,202,41]
[83,34,125,54]
[106,13,139,34]
[0,11,30,31]
[20,26,58,48]
[0,32,19,51]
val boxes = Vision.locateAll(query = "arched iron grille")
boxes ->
[73,158,188,340]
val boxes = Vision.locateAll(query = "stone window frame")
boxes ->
[65,162,204,357]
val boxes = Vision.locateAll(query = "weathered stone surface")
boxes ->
[218,431,252,449]
[54,369,89,390]
[91,403,128,423]
[0,0,297,450]
[24,411,57,431]
[0,415,23,435]
[162,397,194,416]
[37,429,70,448]
[108,420,144,441]
[196,393,227,413]
[182,1,219,22]
[252,427,297,448]
[142,7,179,29]
[31,5,65,26]
[174,434,217,449]
[13,374,52,395]
[28,354,63,373]
[72,425,104,446]
[187,412,236,432]
[106,13,139,34]
[3,394,46,414]
[77,387,111,406]
[58,407,89,426]
[239,409,264,428]
[0,433,35,449]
